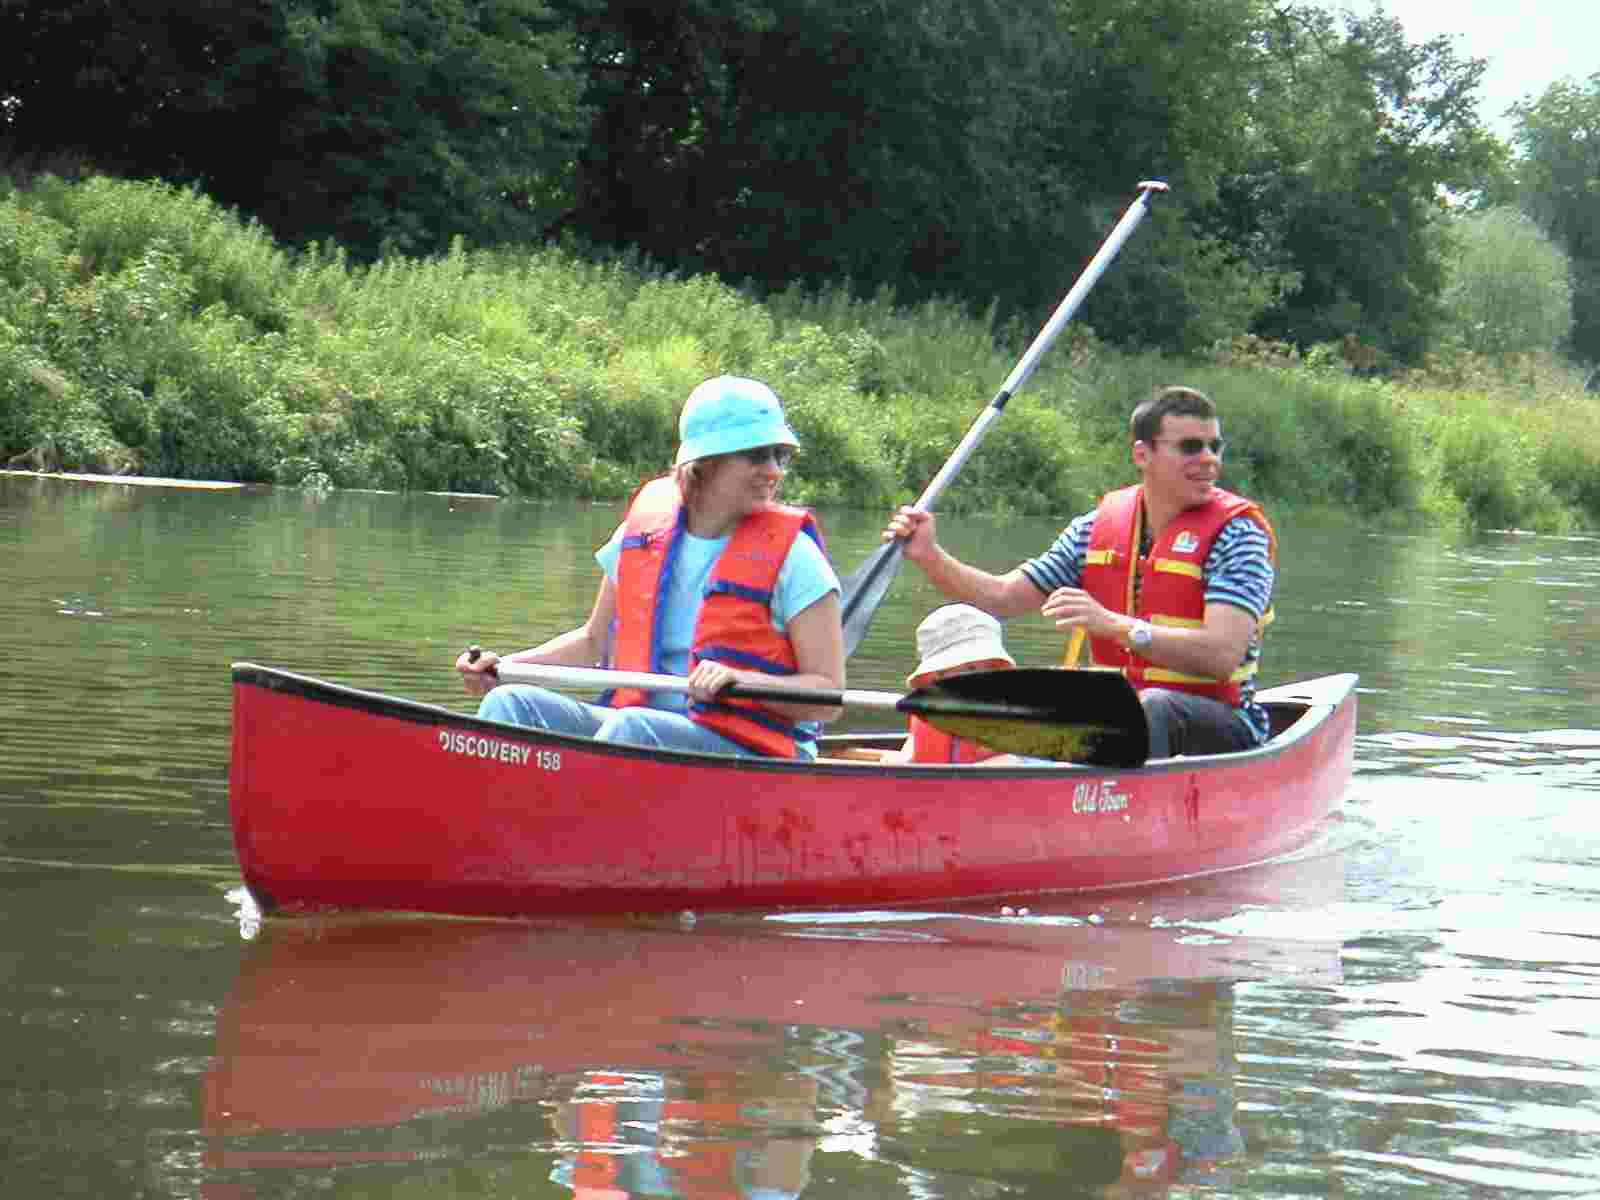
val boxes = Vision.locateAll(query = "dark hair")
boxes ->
[1130,385,1216,444]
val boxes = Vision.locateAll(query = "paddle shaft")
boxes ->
[494,661,906,713]
[903,180,1169,516]
[839,180,1169,656]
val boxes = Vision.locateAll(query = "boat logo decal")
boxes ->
[1071,780,1128,814]
[438,729,557,770]
[1172,531,1200,554]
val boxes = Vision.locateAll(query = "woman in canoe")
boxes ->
[457,376,844,759]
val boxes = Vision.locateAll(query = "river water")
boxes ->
[2,472,1598,1198]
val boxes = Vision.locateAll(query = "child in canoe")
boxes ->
[889,604,1020,765]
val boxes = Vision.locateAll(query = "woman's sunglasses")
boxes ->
[1151,437,1226,457]
[734,445,796,468]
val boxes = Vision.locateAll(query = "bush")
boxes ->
[4,173,1600,534]
[1440,207,1574,358]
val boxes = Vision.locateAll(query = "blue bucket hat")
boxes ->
[674,376,800,466]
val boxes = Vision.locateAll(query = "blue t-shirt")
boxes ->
[596,522,840,740]
[1019,508,1275,743]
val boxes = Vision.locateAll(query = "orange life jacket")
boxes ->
[568,1084,745,1200]
[608,475,823,758]
[969,1014,1171,1140]
[1079,484,1275,707]
[658,1097,745,1199]
[906,716,999,764]
[569,1075,627,1198]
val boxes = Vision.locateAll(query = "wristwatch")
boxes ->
[1126,620,1154,653]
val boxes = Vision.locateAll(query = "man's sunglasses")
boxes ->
[1151,437,1226,457]
[734,445,796,468]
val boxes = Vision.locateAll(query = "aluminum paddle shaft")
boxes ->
[908,179,1169,513]
[839,180,1169,656]
[493,661,906,712]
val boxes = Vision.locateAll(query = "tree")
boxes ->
[1203,6,1502,363]
[1509,75,1600,364]
[0,0,1514,362]
[546,0,1299,351]
[1440,207,1573,356]
[0,0,586,259]
[1031,0,1300,353]
[546,0,1087,320]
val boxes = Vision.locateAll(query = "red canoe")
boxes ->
[227,665,1356,918]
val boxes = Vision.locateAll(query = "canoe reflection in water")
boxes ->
[202,859,1341,1197]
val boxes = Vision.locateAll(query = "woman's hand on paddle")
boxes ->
[456,646,500,696]
[685,659,742,703]
[884,505,938,566]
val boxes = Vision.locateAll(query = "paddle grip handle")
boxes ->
[465,644,498,677]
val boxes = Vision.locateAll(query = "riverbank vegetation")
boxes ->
[6,3,1599,528]
[3,175,1598,531]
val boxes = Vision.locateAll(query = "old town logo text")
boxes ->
[1071,780,1128,814]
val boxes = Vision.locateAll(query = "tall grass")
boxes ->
[3,173,1599,531]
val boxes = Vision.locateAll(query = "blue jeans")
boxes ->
[476,684,769,758]
[1139,688,1257,759]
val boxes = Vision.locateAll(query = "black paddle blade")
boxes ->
[906,667,1149,767]
[840,540,906,658]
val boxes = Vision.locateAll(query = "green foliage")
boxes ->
[0,0,1533,370]
[2,0,587,261]
[1536,414,1600,518]
[620,277,777,373]
[0,320,127,472]
[1440,207,1574,356]
[1207,7,1501,362]
[1508,74,1600,364]
[4,173,1600,536]
[1085,211,1299,356]
[551,0,1079,325]
[1429,417,1560,532]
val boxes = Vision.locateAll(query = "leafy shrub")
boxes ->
[620,275,775,372]
[0,323,128,471]
[4,173,1599,534]
[1439,207,1573,357]
[1432,417,1559,531]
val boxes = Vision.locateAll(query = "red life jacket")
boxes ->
[906,716,999,764]
[608,475,823,758]
[1079,484,1275,707]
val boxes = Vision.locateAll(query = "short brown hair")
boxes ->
[1130,385,1216,444]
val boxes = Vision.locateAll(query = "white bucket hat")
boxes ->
[908,604,1015,687]
[674,375,800,466]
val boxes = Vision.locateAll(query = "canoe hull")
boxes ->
[228,666,1356,917]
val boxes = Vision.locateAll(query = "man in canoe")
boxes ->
[458,375,845,759]
[882,385,1275,758]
